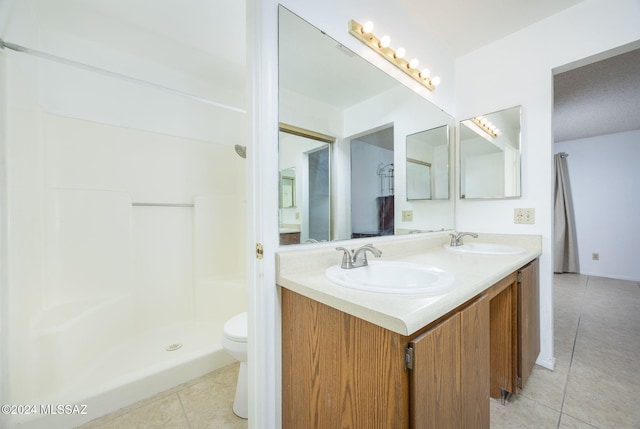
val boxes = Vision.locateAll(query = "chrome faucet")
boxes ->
[449,232,478,247]
[335,244,382,269]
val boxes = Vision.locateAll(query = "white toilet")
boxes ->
[222,312,248,419]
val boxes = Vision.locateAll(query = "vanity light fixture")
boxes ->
[471,116,500,138]
[348,19,440,91]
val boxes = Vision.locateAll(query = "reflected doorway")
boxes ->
[278,124,334,245]
[349,126,394,238]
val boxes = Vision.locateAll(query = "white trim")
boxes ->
[536,356,556,371]
[247,0,280,428]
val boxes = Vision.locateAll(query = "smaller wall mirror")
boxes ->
[406,125,450,200]
[459,106,521,199]
[280,168,296,208]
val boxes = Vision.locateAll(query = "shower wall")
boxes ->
[1,48,247,425]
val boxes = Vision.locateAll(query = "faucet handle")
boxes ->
[335,247,354,269]
[449,233,458,247]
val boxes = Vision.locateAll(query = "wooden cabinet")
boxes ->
[518,259,540,388]
[281,258,539,427]
[281,289,409,429]
[282,289,489,429]
[279,232,300,245]
[487,260,540,402]
[409,295,489,429]
[487,272,518,402]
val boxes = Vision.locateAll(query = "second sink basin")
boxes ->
[325,261,455,295]
[444,242,526,255]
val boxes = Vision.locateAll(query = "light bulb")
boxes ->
[395,47,405,59]
[431,76,441,86]
[480,117,488,125]
[409,58,420,69]
[362,21,374,34]
[494,129,501,135]
[379,35,391,48]
[420,68,430,78]
[489,124,497,131]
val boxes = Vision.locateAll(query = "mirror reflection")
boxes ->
[406,125,450,200]
[460,106,522,199]
[278,125,333,245]
[278,6,455,245]
[279,168,296,209]
[351,126,395,238]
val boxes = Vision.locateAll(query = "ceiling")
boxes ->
[391,0,640,142]
[553,47,640,143]
[398,0,584,57]
[10,0,639,142]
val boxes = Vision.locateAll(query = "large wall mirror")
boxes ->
[459,106,522,199]
[406,125,450,201]
[278,6,455,245]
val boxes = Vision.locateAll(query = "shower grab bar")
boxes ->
[132,203,194,208]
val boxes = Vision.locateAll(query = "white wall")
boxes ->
[556,129,640,281]
[1,1,249,414]
[455,0,640,369]
[350,140,393,233]
[2,52,247,407]
[344,86,455,233]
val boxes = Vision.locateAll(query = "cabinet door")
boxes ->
[282,288,341,428]
[410,313,461,429]
[518,259,540,388]
[409,297,489,429]
[489,276,517,401]
[282,289,410,429]
[460,295,490,428]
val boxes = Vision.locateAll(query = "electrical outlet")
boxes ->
[592,253,599,261]
[402,210,413,222]
[295,212,300,220]
[514,208,535,224]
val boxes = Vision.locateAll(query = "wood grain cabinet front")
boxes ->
[409,295,490,429]
[487,259,540,403]
[280,258,539,428]
[281,289,490,429]
[518,259,540,389]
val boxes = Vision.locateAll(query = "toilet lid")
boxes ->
[224,312,247,342]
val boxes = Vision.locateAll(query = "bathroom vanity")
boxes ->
[277,233,541,429]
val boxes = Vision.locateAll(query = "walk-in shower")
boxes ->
[0,5,247,427]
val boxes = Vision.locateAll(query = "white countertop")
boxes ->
[276,232,542,336]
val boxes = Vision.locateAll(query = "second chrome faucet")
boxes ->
[335,244,382,269]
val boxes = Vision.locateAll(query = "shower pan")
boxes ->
[0,30,247,429]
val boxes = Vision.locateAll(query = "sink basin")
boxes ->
[444,242,526,255]
[325,261,455,295]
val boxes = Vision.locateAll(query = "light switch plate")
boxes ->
[402,210,413,222]
[514,208,535,224]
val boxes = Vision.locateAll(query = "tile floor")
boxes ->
[78,364,248,429]
[491,274,640,428]
[80,274,640,429]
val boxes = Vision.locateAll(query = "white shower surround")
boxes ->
[1,53,247,428]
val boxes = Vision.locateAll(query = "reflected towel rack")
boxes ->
[132,202,194,208]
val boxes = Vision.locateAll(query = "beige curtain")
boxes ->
[554,153,579,273]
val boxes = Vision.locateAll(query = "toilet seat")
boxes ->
[223,312,247,343]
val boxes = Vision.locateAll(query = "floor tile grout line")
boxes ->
[176,392,193,429]
[556,275,589,429]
